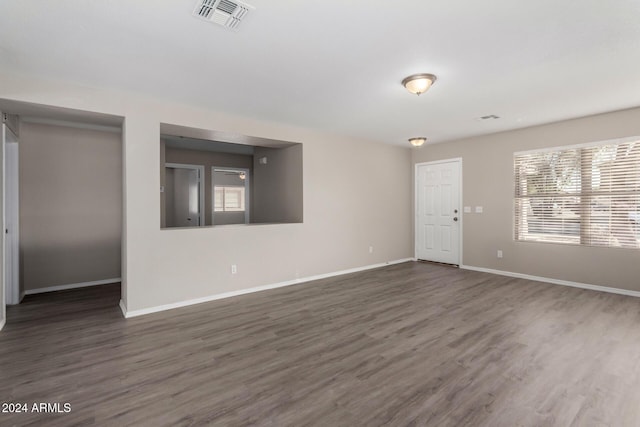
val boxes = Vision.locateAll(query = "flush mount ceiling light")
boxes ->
[402,73,437,96]
[409,137,427,147]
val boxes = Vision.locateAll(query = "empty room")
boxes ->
[0,1,639,426]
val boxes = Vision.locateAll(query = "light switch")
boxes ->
[475,206,483,213]
[464,206,471,213]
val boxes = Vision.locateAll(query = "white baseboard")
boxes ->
[460,265,640,298]
[121,258,413,318]
[0,317,5,331]
[119,299,128,318]
[24,278,122,296]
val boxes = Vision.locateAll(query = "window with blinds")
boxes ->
[214,186,245,212]
[514,137,640,248]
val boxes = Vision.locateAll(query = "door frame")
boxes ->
[211,167,250,225]
[1,124,5,328]
[4,127,19,305]
[414,158,463,265]
[165,163,205,227]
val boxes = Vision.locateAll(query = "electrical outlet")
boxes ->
[497,250,503,258]
[231,264,237,274]
[369,246,374,254]
[464,206,471,213]
[475,206,483,213]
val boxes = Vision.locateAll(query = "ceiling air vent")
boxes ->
[193,0,253,30]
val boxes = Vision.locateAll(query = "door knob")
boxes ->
[187,218,192,221]
[453,217,458,222]
[454,209,458,214]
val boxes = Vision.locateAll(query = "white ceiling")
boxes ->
[1,0,640,146]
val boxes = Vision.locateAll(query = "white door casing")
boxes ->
[416,159,461,265]
[4,131,19,305]
[1,123,5,328]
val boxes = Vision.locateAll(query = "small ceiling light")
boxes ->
[402,73,437,95]
[239,172,246,180]
[409,137,427,147]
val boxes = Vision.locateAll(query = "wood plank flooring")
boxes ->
[1,261,640,426]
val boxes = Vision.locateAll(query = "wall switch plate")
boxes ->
[475,206,483,213]
[369,246,374,253]
[464,206,471,213]
[497,250,503,258]
[231,264,237,274]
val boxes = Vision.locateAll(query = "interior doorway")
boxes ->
[0,101,125,331]
[415,158,462,265]
[164,163,205,227]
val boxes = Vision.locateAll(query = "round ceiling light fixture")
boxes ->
[409,137,427,147]
[402,73,437,95]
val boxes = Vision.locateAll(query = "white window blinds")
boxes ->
[214,186,245,212]
[514,138,640,248]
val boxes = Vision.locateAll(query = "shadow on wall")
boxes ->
[18,120,123,295]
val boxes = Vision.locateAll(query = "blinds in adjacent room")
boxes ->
[514,137,640,248]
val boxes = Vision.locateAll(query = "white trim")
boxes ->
[119,299,128,317]
[120,258,413,318]
[460,265,640,298]
[4,138,19,305]
[414,158,463,265]
[0,317,5,331]
[165,162,206,226]
[1,124,7,324]
[24,278,121,295]
[459,159,464,266]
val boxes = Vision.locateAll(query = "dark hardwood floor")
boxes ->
[1,261,640,426]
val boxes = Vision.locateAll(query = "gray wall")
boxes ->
[20,122,122,291]
[413,106,640,292]
[252,144,303,223]
[160,140,167,227]
[164,167,176,227]
[163,146,252,226]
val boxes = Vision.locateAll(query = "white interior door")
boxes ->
[416,159,461,265]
